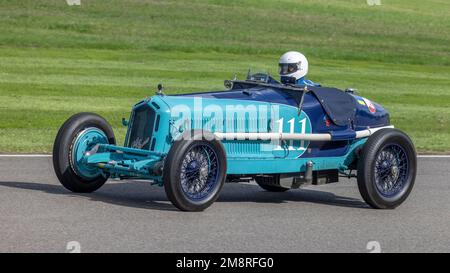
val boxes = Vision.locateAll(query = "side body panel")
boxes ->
[132,93,375,175]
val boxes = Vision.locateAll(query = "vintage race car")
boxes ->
[53,73,417,211]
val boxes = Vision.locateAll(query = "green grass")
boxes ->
[0,0,449,153]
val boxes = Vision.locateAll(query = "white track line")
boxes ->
[0,154,449,158]
[417,155,450,158]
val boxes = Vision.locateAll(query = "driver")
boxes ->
[278,51,321,87]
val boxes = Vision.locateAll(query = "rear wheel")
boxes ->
[163,131,227,211]
[53,113,116,193]
[357,129,416,209]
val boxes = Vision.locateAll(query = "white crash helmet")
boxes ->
[278,51,309,81]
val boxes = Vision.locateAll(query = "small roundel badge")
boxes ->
[362,98,376,114]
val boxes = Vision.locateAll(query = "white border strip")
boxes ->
[0,154,449,158]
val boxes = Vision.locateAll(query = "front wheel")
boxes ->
[163,131,227,211]
[53,112,116,193]
[357,128,417,209]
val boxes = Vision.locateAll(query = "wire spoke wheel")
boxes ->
[180,144,220,201]
[357,128,416,209]
[374,144,409,198]
[163,131,227,211]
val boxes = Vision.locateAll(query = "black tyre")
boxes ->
[357,128,416,209]
[53,112,116,193]
[163,130,227,211]
[255,175,289,192]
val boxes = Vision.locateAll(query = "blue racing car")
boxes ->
[53,73,417,211]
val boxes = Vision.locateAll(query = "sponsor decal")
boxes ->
[323,115,331,127]
[357,99,366,106]
[362,97,376,113]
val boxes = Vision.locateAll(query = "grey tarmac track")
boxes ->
[0,156,448,253]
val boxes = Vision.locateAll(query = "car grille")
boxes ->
[127,104,155,150]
